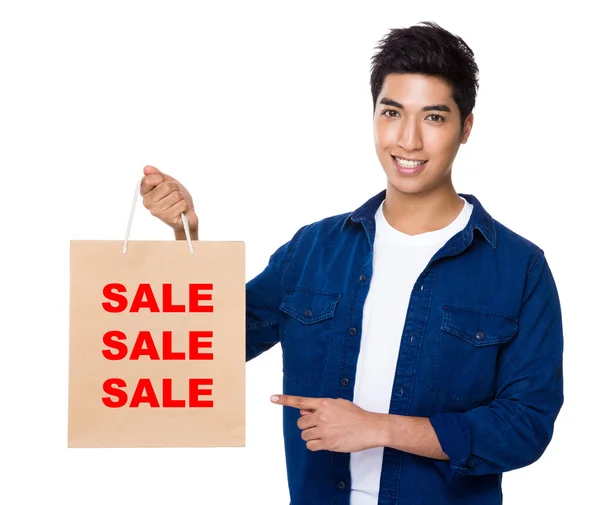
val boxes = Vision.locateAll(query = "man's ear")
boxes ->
[460,113,474,144]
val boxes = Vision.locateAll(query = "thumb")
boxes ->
[143,165,176,181]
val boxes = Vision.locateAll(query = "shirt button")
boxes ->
[359,274,367,282]
[410,333,415,344]
[349,328,357,336]
[341,378,349,386]
[476,331,485,341]
[399,386,404,396]
[420,284,424,291]
[304,309,312,318]
[337,481,346,490]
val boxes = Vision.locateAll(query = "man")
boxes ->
[141,21,563,505]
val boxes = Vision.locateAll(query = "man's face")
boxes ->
[373,73,473,196]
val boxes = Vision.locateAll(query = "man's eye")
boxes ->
[427,114,445,123]
[383,109,399,118]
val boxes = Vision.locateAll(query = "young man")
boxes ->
[141,22,563,505]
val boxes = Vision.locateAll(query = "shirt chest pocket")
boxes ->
[428,305,519,403]
[279,288,342,385]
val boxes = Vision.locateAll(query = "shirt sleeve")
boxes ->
[245,226,306,362]
[429,248,564,479]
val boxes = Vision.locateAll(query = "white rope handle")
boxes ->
[122,177,195,255]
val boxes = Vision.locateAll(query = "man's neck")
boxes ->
[382,182,465,236]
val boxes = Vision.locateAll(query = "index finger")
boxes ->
[270,394,321,410]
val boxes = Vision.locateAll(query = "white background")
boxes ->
[1,1,597,503]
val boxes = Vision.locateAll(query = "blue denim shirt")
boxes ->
[246,190,564,505]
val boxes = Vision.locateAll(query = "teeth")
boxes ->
[394,156,426,168]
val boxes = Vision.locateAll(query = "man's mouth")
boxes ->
[391,155,428,174]
[392,155,428,169]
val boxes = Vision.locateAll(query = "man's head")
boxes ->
[370,22,479,197]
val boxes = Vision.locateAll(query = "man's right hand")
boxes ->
[140,165,199,240]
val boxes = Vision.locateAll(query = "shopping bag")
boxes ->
[68,179,245,448]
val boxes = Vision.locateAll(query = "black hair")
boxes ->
[370,21,479,129]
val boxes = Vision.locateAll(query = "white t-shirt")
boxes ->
[349,196,473,505]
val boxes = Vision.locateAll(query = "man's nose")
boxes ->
[397,118,423,151]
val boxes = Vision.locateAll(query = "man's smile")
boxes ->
[392,155,428,174]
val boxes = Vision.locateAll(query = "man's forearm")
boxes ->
[373,413,449,461]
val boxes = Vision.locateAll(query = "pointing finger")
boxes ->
[270,394,321,410]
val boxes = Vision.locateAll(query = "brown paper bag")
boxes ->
[68,239,245,448]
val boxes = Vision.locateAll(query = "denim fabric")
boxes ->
[246,190,564,505]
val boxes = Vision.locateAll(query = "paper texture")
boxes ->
[68,240,245,448]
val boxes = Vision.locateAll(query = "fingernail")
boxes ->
[270,395,280,403]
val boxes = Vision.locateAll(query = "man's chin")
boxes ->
[385,169,429,194]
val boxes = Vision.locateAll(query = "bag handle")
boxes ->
[122,177,195,255]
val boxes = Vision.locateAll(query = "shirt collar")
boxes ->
[341,189,497,249]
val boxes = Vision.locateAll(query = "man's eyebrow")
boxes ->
[379,97,451,113]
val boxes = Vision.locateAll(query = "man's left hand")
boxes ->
[270,394,388,453]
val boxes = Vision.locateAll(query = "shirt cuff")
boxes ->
[429,412,472,480]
